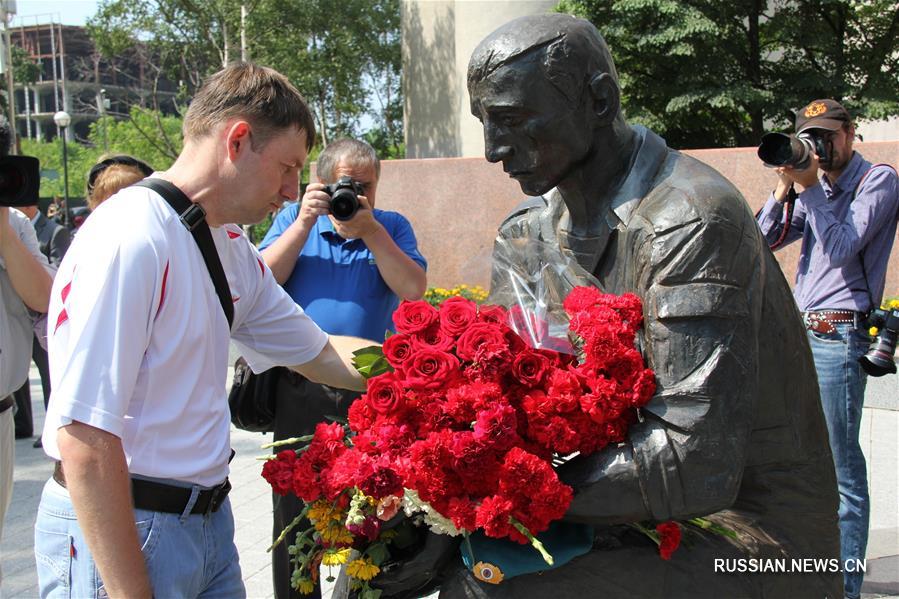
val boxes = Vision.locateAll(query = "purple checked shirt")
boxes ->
[757,151,899,312]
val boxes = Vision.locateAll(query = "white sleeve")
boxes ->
[231,250,328,373]
[47,230,161,438]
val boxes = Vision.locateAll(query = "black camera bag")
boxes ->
[228,358,281,433]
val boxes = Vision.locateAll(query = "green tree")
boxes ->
[21,137,99,200]
[87,0,246,96]
[87,0,404,157]
[93,106,184,166]
[22,108,182,200]
[11,46,41,85]
[248,0,403,154]
[555,0,899,148]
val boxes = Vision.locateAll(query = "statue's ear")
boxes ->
[588,73,620,126]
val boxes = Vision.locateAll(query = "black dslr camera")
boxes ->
[0,155,40,207]
[757,131,829,170]
[859,309,899,376]
[323,176,364,221]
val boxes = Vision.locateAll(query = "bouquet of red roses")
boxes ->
[262,286,659,595]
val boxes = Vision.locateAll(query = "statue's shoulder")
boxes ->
[637,151,751,233]
[497,195,548,239]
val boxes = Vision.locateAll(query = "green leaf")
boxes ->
[352,345,391,379]
[360,586,383,599]
[365,541,389,565]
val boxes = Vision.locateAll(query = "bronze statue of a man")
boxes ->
[435,13,842,599]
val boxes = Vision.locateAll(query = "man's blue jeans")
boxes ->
[34,476,246,599]
[807,322,870,599]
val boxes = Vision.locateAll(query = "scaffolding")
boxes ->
[9,13,176,143]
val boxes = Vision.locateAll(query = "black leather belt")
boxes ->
[52,461,230,516]
[0,396,14,414]
[802,310,862,335]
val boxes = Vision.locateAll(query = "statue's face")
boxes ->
[470,55,594,196]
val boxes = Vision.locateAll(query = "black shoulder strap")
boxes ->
[134,179,234,329]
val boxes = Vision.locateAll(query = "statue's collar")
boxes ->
[608,125,668,227]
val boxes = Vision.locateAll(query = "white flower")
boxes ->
[402,489,463,537]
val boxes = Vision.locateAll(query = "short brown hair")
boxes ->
[183,62,316,150]
[88,163,149,209]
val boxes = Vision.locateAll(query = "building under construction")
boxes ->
[9,18,177,142]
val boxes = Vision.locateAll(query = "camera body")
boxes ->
[859,308,899,376]
[323,176,364,221]
[757,131,829,170]
[0,155,40,207]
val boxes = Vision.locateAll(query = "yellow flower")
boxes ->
[294,578,315,594]
[346,557,381,581]
[307,499,344,525]
[870,326,880,337]
[319,524,355,545]
[321,547,353,566]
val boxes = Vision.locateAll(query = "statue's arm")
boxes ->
[560,208,759,524]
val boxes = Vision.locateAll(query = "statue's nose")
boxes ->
[483,119,514,163]
[486,144,513,164]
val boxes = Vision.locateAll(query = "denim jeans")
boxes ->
[34,477,246,599]
[807,322,870,599]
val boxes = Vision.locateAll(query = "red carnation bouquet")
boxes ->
[262,287,676,596]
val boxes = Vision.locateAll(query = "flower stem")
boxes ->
[510,518,553,566]
[269,506,310,551]
[261,434,315,450]
[462,531,475,564]
[630,522,660,547]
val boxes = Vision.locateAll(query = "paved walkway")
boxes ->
[2,367,897,598]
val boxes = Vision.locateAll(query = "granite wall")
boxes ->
[373,141,899,295]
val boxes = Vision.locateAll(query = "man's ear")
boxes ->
[587,73,620,126]
[225,121,252,161]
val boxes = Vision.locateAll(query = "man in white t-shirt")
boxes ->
[35,63,372,599]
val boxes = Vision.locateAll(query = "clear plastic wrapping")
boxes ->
[488,236,603,355]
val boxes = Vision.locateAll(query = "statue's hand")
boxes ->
[370,530,461,598]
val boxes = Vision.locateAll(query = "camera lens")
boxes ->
[757,132,815,169]
[0,155,40,207]
[330,188,359,221]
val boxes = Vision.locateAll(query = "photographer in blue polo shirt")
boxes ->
[259,138,427,599]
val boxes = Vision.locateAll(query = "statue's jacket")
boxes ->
[469,126,843,598]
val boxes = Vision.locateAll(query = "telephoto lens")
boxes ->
[859,309,899,376]
[757,131,828,170]
[758,133,814,170]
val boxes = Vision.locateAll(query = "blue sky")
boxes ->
[12,1,100,26]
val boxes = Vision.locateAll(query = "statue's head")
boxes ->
[468,14,622,196]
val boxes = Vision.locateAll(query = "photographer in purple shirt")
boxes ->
[757,99,899,599]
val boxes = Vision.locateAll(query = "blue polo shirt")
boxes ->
[259,204,427,342]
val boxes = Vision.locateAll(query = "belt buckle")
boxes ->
[805,313,836,335]
[204,479,231,515]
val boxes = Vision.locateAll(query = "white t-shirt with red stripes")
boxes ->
[43,183,328,487]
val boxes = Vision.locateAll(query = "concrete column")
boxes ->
[402,0,556,158]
